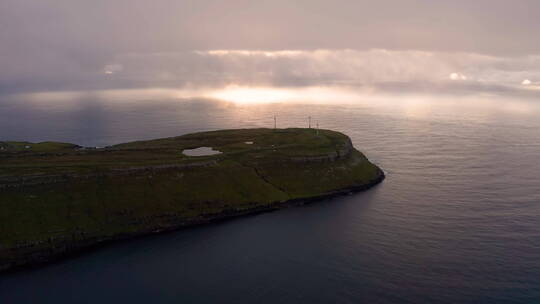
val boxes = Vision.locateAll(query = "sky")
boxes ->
[1,0,540,98]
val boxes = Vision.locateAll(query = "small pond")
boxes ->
[182,147,222,156]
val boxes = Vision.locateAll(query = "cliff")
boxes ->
[0,128,384,272]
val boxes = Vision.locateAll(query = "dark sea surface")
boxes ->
[1,90,540,303]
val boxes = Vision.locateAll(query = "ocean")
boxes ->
[1,89,539,303]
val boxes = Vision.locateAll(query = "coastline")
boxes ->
[0,169,384,274]
[0,128,385,274]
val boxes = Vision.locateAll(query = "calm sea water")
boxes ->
[1,90,540,303]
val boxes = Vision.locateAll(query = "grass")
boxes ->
[0,128,383,267]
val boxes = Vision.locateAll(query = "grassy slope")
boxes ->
[0,128,383,267]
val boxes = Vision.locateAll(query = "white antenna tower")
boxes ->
[316,121,319,136]
[308,116,311,129]
[274,115,277,130]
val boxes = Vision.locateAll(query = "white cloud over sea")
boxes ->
[2,48,540,102]
[41,49,540,98]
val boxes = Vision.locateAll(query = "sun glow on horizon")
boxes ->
[204,85,373,105]
[205,86,297,104]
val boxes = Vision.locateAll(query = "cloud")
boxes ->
[103,64,123,75]
[449,73,467,81]
[3,48,540,100]
[522,79,532,85]
[95,49,540,94]
[2,0,540,96]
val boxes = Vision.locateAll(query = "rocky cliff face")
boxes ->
[292,137,353,163]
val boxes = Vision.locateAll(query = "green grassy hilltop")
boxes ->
[0,128,384,271]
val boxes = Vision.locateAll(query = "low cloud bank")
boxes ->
[2,49,540,99]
